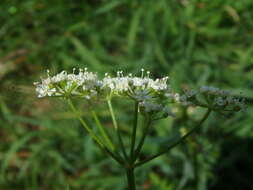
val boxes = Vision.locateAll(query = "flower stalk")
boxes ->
[91,109,115,151]
[107,98,129,160]
[67,99,104,148]
[130,102,139,160]
[132,117,152,162]
[134,109,211,167]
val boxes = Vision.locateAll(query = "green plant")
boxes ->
[34,68,245,189]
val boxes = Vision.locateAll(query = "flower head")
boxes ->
[34,68,100,99]
[179,86,246,112]
[102,70,170,100]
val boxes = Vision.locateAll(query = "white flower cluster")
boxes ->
[34,69,171,98]
[199,86,245,110]
[34,69,176,117]
[179,86,245,111]
[34,68,100,99]
[102,69,170,96]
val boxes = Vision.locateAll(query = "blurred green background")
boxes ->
[0,0,253,189]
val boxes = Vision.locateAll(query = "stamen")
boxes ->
[141,68,144,78]
[146,71,150,78]
[46,69,50,77]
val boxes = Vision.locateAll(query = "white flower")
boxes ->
[51,71,68,83]
[34,81,58,98]
[34,68,100,99]
[102,70,170,98]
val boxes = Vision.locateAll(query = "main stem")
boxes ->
[126,168,136,190]
[133,117,151,162]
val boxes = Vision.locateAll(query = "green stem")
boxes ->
[67,99,104,147]
[133,117,152,162]
[130,102,139,160]
[67,99,124,165]
[135,109,211,167]
[91,109,115,151]
[126,168,136,190]
[107,99,128,160]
